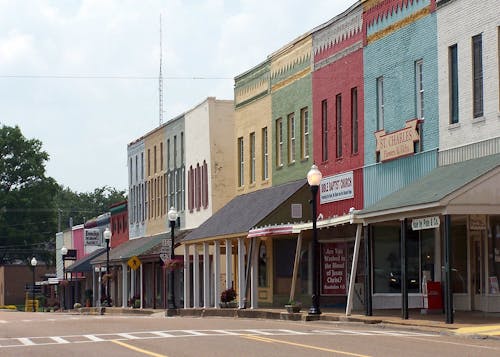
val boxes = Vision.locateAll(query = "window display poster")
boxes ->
[322,242,347,295]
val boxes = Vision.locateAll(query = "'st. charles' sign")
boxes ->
[375,118,421,162]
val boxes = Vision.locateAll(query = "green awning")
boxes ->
[357,153,500,223]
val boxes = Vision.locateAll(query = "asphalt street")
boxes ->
[1,311,500,356]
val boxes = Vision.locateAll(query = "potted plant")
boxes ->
[285,300,302,313]
[219,287,237,308]
[164,258,183,271]
[84,289,93,307]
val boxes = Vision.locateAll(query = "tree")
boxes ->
[0,125,59,264]
[54,185,126,230]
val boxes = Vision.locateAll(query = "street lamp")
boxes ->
[168,206,178,309]
[307,164,322,315]
[61,246,68,310]
[103,227,112,306]
[30,257,37,312]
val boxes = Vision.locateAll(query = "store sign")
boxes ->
[320,171,354,204]
[84,229,101,246]
[375,118,420,162]
[412,216,440,231]
[321,243,347,295]
[469,215,486,230]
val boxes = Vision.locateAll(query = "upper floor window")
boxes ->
[321,100,328,162]
[160,142,163,171]
[238,137,244,187]
[174,135,178,168]
[415,59,424,119]
[300,107,309,160]
[287,113,295,164]
[336,94,342,159]
[449,44,459,124]
[262,127,269,180]
[276,118,283,167]
[154,145,157,173]
[351,87,358,155]
[249,132,256,184]
[167,139,171,170]
[140,153,144,180]
[376,76,384,130]
[472,34,483,118]
[147,149,151,176]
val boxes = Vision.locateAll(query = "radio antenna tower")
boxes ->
[159,14,164,126]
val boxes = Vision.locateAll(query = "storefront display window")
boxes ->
[373,223,435,294]
[450,220,468,293]
[258,241,268,287]
[488,216,500,294]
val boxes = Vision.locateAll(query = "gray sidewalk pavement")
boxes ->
[91,306,500,339]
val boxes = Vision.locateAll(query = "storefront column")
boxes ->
[444,214,454,324]
[203,242,210,308]
[193,244,200,308]
[237,237,245,309]
[214,241,221,308]
[122,262,128,308]
[93,269,99,307]
[183,244,191,309]
[346,224,362,316]
[401,219,408,320]
[225,239,232,289]
[130,268,135,301]
[364,224,372,316]
[140,264,144,309]
[250,238,258,309]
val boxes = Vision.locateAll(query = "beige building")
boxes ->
[234,60,272,195]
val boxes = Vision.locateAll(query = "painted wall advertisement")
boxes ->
[321,242,347,295]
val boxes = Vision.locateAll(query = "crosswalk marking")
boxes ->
[83,334,105,342]
[50,337,70,344]
[18,338,35,346]
[151,331,175,338]
[0,328,438,348]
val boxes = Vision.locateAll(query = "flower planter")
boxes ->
[219,301,238,308]
[285,304,302,313]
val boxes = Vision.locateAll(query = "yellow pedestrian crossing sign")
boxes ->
[128,256,141,270]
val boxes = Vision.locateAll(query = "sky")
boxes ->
[0,0,353,193]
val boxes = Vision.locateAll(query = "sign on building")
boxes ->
[320,171,354,204]
[375,118,421,162]
[84,229,101,246]
[321,242,347,295]
[412,216,440,231]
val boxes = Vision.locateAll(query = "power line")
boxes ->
[0,74,232,80]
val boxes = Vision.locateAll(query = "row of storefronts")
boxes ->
[55,0,500,322]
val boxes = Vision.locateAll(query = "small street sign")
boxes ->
[128,255,141,270]
[160,246,169,254]
[160,253,168,263]
[162,239,168,247]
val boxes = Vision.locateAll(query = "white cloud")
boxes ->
[0,0,353,193]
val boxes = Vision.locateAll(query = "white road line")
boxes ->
[83,334,105,342]
[212,330,240,335]
[181,330,207,336]
[50,337,70,344]
[151,331,175,338]
[244,329,274,335]
[116,333,140,340]
[18,338,35,346]
[277,329,310,335]
[0,320,7,324]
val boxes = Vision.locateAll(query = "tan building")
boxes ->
[234,60,272,195]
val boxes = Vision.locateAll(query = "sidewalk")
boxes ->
[97,306,500,339]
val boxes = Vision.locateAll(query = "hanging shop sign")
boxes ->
[320,171,354,204]
[375,118,421,162]
[469,215,487,230]
[412,216,440,231]
[321,242,347,295]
